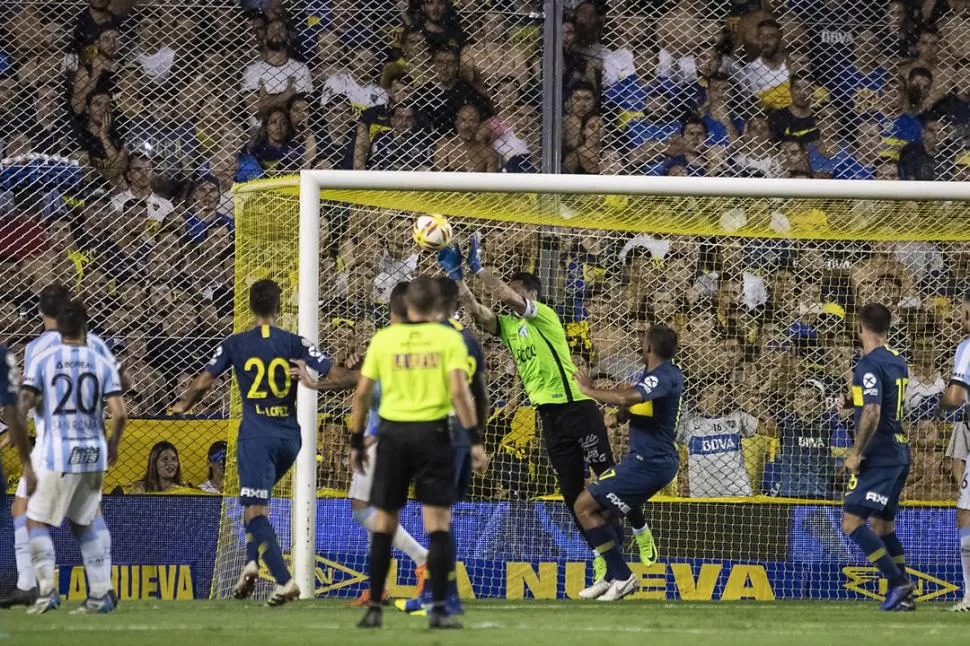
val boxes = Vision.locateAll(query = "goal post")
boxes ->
[222,170,970,602]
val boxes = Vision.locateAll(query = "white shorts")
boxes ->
[348,443,378,502]
[15,452,40,499]
[26,468,104,527]
[958,458,970,511]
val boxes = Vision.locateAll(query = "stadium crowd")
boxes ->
[0,0,968,500]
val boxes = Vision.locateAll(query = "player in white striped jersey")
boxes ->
[1,285,124,610]
[11,301,128,615]
[939,293,970,612]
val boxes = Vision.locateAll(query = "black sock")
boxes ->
[428,531,452,610]
[627,506,646,531]
[369,532,393,605]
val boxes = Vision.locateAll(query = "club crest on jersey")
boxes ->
[517,323,529,337]
[863,373,876,388]
[641,375,658,393]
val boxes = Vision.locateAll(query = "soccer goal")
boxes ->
[216,171,970,603]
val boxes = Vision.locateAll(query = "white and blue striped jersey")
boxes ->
[952,338,970,390]
[24,330,119,440]
[23,343,122,473]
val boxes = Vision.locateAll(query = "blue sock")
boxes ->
[248,515,290,585]
[245,520,259,565]
[881,532,906,577]
[586,524,631,581]
[849,526,905,586]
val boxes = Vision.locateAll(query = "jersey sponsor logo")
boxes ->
[513,345,537,363]
[865,491,889,506]
[640,375,658,393]
[68,446,101,465]
[606,492,631,514]
[688,432,740,455]
[820,30,852,45]
[797,436,827,449]
[392,352,441,369]
[240,487,270,499]
[862,374,876,388]
[843,566,958,602]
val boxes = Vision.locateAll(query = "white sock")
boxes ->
[13,515,36,591]
[94,516,113,594]
[632,524,649,535]
[28,527,56,597]
[78,526,111,599]
[392,525,428,568]
[352,506,428,567]
[960,527,970,601]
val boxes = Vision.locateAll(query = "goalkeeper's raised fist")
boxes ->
[467,231,484,274]
[437,243,464,281]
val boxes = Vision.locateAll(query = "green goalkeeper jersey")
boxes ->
[496,300,589,407]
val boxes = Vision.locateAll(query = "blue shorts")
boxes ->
[587,452,678,517]
[843,463,910,521]
[237,434,301,506]
[450,417,472,501]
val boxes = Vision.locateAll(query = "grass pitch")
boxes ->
[0,599,965,646]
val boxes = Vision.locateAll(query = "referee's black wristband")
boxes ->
[350,432,365,450]
[465,426,481,445]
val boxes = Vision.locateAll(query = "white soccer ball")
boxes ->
[412,213,453,250]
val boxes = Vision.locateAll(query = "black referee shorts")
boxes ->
[369,418,455,512]
[539,399,615,508]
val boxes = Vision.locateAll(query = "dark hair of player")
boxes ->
[57,300,88,339]
[389,281,410,320]
[646,324,678,360]
[510,271,542,298]
[435,276,460,315]
[858,303,892,335]
[405,276,440,316]
[39,284,71,318]
[249,279,282,318]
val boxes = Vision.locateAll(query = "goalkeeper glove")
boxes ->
[467,231,484,274]
[437,243,464,281]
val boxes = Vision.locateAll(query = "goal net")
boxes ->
[215,171,970,603]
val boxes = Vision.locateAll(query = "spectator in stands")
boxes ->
[884,67,935,157]
[235,107,306,182]
[123,441,193,493]
[115,337,164,417]
[655,0,719,88]
[380,25,434,89]
[413,46,493,136]
[416,0,466,51]
[110,152,175,237]
[133,10,186,86]
[199,441,227,493]
[563,17,597,94]
[833,28,887,120]
[929,58,970,146]
[695,72,739,147]
[879,0,918,60]
[73,89,126,186]
[677,381,758,498]
[562,111,602,175]
[463,11,529,91]
[904,414,952,501]
[240,19,314,121]
[899,25,952,111]
[832,120,886,179]
[651,117,725,176]
[185,175,233,244]
[737,19,791,112]
[70,28,119,116]
[730,115,783,177]
[288,93,319,167]
[875,158,901,179]
[572,1,609,68]
[352,72,413,170]
[899,115,948,180]
[319,46,388,111]
[772,380,849,498]
[369,104,432,170]
[769,73,820,144]
[314,96,356,169]
[69,0,124,69]
[779,139,814,177]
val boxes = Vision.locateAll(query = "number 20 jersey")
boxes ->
[22,343,122,473]
[205,325,332,440]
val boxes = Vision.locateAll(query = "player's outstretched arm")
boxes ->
[573,366,644,407]
[105,394,128,467]
[464,232,530,317]
[171,371,216,415]
[940,382,968,411]
[348,375,376,475]
[438,243,498,334]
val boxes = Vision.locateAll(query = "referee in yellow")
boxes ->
[351,277,487,630]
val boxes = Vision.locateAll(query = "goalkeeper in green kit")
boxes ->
[437,232,659,581]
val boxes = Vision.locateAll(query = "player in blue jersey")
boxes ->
[839,303,915,611]
[570,324,684,601]
[13,301,127,614]
[2,284,124,611]
[172,279,351,606]
[938,293,970,611]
